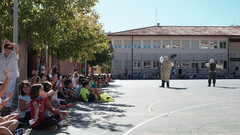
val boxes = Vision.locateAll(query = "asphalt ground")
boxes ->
[23,79,240,135]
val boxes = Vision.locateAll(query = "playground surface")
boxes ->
[24,79,240,135]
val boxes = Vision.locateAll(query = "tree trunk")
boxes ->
[18,40,28,82]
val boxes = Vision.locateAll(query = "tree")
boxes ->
[0,0,108,81]
[88,43,113,75]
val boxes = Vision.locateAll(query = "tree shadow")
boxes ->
[69,102,134,132]
[25,82,132,135]
[26,101,135,135]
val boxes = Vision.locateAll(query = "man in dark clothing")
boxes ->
[205,59,222,87]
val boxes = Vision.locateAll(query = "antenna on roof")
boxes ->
[155,7,157,25]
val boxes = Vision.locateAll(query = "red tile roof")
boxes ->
[108,25,240,36]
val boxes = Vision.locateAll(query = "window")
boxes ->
[134,40,141,49]
[191,40,199,49]
[223,61,227,69]
[172,40,180,49]
[219,61,227,69]
[124,40,131,49]
[153,61,160,69]
[163,40,170,49]
[182,40,190,49]
[133,61,141,69]
[220,41,227,49]
[209,41,218,49]
[181,61,189,69]
[143,40,151,48]
[191,61,199,69]
[153,40,161,48]
[114,40,122,49]
[143,61,150,69]
[201,40,208,49]
[201,61,208,68]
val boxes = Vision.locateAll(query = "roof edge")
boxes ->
[107,25,237,35]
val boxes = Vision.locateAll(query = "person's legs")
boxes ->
[4,113,19,121]
[160,80,165,87]
[24,111,31,121]
[94,89,101,100]
[208,72,212,86]
[88,93,96,102]
[0,126,13,135]
[0,119,18,132]
[166,81,169,88]
[4,79,17,108]
[0,117,6,123]
[32,114,60,130]
[213,72,216,87]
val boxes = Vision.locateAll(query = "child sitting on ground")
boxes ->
[79,81,97,102]
[42,81,71,127]
[18,80,32,127]
[0,69,25,135]
[30,84,69,130]
[63,79,74,99]
[51,74,72,108]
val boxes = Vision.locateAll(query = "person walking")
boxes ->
[160,56,172,88]
[0,40,20,115]
[205,59,222,87]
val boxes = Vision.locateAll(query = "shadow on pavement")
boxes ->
[215,86,239,89]
[69,102,134,132]
[107,83,122,89]
[26,83,132,134]
[26,102,135,134]
[168,87,188,90]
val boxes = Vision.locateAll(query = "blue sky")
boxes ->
[95,0,240,32]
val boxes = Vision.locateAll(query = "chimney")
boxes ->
[157,23,160,26]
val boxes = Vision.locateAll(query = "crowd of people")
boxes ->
[0,40,113,134]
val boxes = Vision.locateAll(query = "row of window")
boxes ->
[113,40,227,49]
[131,60,227,69]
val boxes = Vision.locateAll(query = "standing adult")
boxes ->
[0,40,20,114]
[38,61,43,77]
[38,61,46,78]
[160,56,171,88]
[124,68,128,78]
[205,59,222,87]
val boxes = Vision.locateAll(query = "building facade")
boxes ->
[108,25,240,79]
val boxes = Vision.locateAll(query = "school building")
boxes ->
[108,25,240,79]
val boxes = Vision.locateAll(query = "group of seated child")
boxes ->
[0,66,113,134]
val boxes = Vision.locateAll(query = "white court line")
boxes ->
[124,100,240,135]
[147,93,193,114]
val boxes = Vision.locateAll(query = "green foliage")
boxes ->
[0,0,109,65]
[88,42,113,67]
[0,0,14,41]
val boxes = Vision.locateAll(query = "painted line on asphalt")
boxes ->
[124,100,240,135]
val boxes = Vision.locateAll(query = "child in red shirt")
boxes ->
[30,84,68,130]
